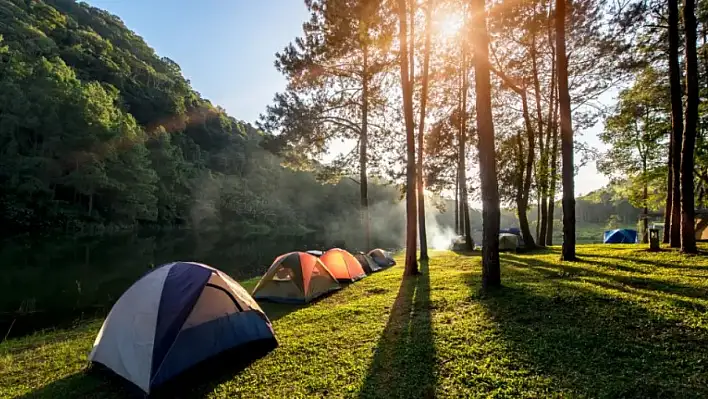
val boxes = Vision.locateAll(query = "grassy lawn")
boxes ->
[2,245,708,398]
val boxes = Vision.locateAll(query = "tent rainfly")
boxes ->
[252,252,341,303]
[354,252,383,274]
[320,248,367,282]
[603,229,638,243]
[368,249,396,267]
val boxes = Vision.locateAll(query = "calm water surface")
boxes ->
[0,230,339,338]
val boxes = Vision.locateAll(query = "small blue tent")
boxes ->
[603,229,638,244]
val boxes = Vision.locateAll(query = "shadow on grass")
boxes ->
[587,279,708,313]
[581,250,708,270]
[504,253,708,300]
[19,340,277,399]
[454,245,557,258]
[471,273,708,397]
[14,370,128,399]
[359,260,435,399]
[451,248,479,256]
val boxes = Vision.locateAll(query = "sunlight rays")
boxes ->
[433,8,465,43]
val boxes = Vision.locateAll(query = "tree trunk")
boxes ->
[409,0,415,89]
[682,0,698,253]
[463,196,472,247]
[663,135,673,243]
[642,158,649,244]
[472,0,501,287]
[457,72,464,236]
[455,165,459,234]
[668,0,683,248]
[398,0,419,275]
[515,132,531,246]
[546,100,559,245]
[519,92,536,247]
[459,164,465,234]
[460,52,473,251]
[531,32,547,246]
[417,0,433,260]
[556,0,576,261]
[545,13,558,246]
[361,47,371,250]
[538,190,547,245]
[536,197,541,240]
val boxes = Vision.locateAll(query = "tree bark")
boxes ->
[410,0,415,89]
[546,98,559,245]
[398,0,419,275]
[457,77,465,236]
[642,157,649,244]
[556,0,576,261]
[471,0,501,287]
[459,163,465,234]
[417,0,433,260]
[664,135,673,243]
[532,32,548,246]
[455,164,459,234]
[682,0,698,253]
[460,52,473,251]
[534,197,540,240]
[668,0,683,248]
[545,9,558,246]
[515,132,529,245]
[519,92,536,247]
[361,47,371,250]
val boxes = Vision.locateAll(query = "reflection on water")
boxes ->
[0,230,356,338]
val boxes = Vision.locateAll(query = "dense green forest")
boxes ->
[0,0,409,245]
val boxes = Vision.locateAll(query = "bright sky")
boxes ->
[87,0,608,198]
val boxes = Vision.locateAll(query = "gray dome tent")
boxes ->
[354,252,382,274]
[368,249,395,267]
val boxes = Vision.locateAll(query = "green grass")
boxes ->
[2,245,708,398]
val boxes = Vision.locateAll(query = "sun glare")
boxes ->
[434,9,465,42]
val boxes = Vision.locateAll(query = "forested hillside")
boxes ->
[0,0,403,243]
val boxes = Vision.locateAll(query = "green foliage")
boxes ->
[598,66,669,210]
[259,0,396,179]
[0,0,403,240]
[2,246,708,397]
[606,214,621,230]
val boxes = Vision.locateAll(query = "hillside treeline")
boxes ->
[0,0,403,244]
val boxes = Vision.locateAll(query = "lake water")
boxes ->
[0,230,354,339]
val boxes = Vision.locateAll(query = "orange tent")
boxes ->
[252,252,341,303]
[320,248,367,282]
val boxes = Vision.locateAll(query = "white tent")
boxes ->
[89,262,277,393]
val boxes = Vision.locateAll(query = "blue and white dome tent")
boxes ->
[88,262,277,393]
[603,229,639,244]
